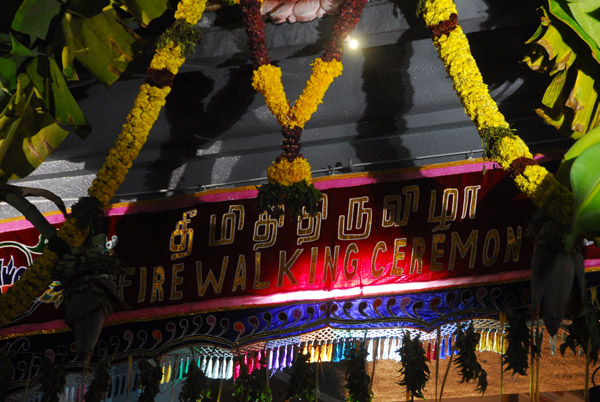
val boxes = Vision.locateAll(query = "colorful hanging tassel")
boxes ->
[165,361,173,384]
[326,342,333,362]
[227,357,234,380]
[426,341,432,361]
[212,357,221,378]
[205,358,212,379]
[439,336,446,359]
[389,337,397,361]
[320,342,328,362]
[382,337,390,360]
[396,336,404,362]
[366,338,374,362]
[280,346,287,370]
[332,341,340,362]
[233,360,240,380]
[267,349,273,370]
[310,343,318,363]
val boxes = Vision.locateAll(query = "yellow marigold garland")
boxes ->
[89,83,172,206]
[0,0,207,327]
[252,58,343,130]
[288,58,343,129]
[174,0,208,25]
[422,0,573,227]
[252,65,291,127]
[267,157,313,186]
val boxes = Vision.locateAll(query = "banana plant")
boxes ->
[0,0,169,182]
[553,126,600,248]
[531,126,600,335]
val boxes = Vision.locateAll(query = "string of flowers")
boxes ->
[240,0,367,218]
[420,0,573,227]
[0,0,207,327]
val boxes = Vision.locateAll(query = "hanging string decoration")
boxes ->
[502,312,530,376]
[39,358,67,402]
[453,324,488,394]
[0,0,207,327]
[419,0,573,228]
[179,358,212,402]
[239,0,367,217]
[560,298,600,364]
[84,360,112,402]
[284,351,316,402]
[232,354,272,402]
[138,358,163,402]
[344,342,373,402]
[397,333,430,402]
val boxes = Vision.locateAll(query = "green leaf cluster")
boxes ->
[453,325,487,394]
[54,232,124,316]
[40,358,67,402]
[156,20,201,55]
[397,334,429,402]
[256,181,322,219]
[502,313,530,376]
[560,298,600,364]
[480,126,516,162]
[138,358,163,402]
[179,358,212,402]
[231,356,271,402]
[284,352,316,402]
[84,360,112,402]
[344,343,372,402]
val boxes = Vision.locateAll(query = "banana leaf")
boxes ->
[557,125,600,185]
[47,57,90,136]
[535,23,578,74]
[24,56,90,137]
[65,8,145,86]
[565,0,600,59]
[568,142,600,244]
[0,73,69,181]
[565,67,598,137]
[60,13,78,80]
[118,0,170,27]
[535,103,567,132]
[541,69,568,108]
[9,33,36,58]
[66,0,110,18]
[10,0,63,40]
[548,0,600,64]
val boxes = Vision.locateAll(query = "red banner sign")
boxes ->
[0,161,539,333]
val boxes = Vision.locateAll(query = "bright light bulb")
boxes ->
[349,38,359,49]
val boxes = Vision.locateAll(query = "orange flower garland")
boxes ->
[421,0,573,227]
[0,0,207,327]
